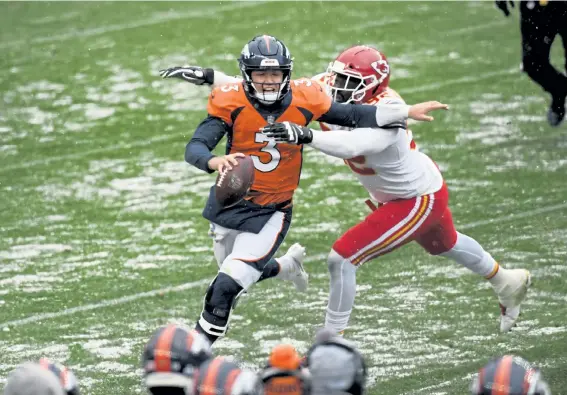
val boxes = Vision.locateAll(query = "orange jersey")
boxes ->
[207,79,331,205]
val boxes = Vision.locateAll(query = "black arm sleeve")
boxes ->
[185,116,229,174]
[317,102,379,128]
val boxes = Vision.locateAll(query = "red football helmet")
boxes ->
[326,45,391,104]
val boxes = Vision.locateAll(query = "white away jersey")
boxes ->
[313,73,443,203]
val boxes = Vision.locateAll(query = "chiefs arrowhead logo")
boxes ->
[370,60,390,79]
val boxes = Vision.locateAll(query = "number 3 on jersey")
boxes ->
[252,132,281,172]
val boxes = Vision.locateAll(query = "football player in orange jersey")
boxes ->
[163,43,531,336]
[168,35,447,345]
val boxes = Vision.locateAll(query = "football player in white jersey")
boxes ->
[159,46,531,333]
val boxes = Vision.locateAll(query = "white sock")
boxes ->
[440,232,499,278]
[325,250,358,333]
[325,308,351,334]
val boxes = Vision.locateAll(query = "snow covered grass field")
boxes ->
[1,2,567,394]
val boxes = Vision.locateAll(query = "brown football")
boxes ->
[214,156,255,208]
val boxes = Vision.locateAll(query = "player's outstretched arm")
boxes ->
[308,127,397,158]
[408,101,450,122]
[317,100,448,129]
[159,66,240,87]
[212,71,241,87]
[261,122,397,159]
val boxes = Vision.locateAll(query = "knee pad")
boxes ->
[198,273,244,338]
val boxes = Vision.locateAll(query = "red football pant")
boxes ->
[333,183,457,266]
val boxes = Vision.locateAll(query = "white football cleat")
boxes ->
[495,269,532,332]
[279,243,308,292]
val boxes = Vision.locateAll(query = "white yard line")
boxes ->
[3,201,566,329]
[458,202,567,230]
[446,20,508,35]
[0,279,210,328]
[0,2,264,50]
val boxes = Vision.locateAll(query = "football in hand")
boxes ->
[214,156,255,208]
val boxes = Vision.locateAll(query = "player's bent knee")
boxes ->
[421,238,457,256]
[327,249,356,275]
[220,258,262,290]
[198,272,244,338]
[327,249,343,273]
[331,237,353,261]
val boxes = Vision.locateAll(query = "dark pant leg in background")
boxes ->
[520,1,567,125]
[520,1,567,97]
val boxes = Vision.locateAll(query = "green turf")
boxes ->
[1,2,567,394]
